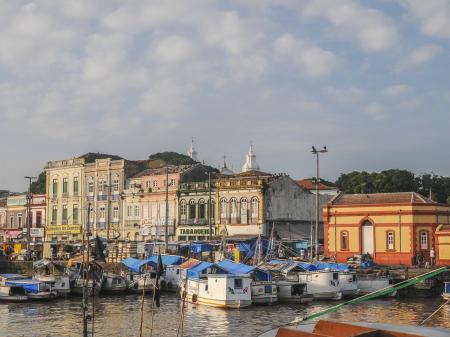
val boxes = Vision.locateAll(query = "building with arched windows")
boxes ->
[323,192,450,266]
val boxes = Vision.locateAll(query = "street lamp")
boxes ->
[24,176,37,261]
[311,146,327,261]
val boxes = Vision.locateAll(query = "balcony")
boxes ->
[97,222,106,229]
[111,194,121,201]
[180,218,213,225]
[97,194,107,201]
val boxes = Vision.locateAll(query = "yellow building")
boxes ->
[323,192,450,266]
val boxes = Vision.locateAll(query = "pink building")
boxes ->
[30,194,46,242]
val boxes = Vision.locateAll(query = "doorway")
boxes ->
[361,220,374,255]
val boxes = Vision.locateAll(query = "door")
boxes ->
[361,221,374,254]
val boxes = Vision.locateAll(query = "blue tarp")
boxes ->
[6,280,40,293]
[217,260,271,281]
[190,243,213,254]
[269,259,317,271]
[445,282,450,293]
[238,239,270,260]
[122,257,152,273]
[148,255,184,267]
[314,262,352,272]
[0,274,26,280]
[187,261,213,279]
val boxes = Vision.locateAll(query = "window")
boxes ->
[88,181,94,193]
[9,212,14,227]
[17,212,22,227]
[420,231,428,250]
[234,278,243,289]
[113,206,119,219]
[62,205,68,222]
[127,206,132,218]
[220,198,227,217]
[251,197,259,218]
[113,178,119,192]
[199,199,205,219]
[387,231,395,250]
[98,180,105,193]
[153,180,158,188]
[73,205,78,223]
[52,178,58,195]
[100,206,106,219]
[36,211,42,227]
[189,200,196,219]
[146,181,151,189]
[52,206,57,222]
[230,198,237,218]
[62,177,68,194]
[240,198,248,224]
[134,205,140,217]
[73,177,79,194]
[341,231,349,250]
[180,200,186,216]
[170,178,176,186]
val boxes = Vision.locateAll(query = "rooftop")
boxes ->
[330,192,437,205]
[296,179,337,191]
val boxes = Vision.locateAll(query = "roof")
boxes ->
[295,179,337,191]
[330,192,437,206]
[216,260,256,275]
[148,255,184,267]
[122,257,151,273]
[187,261,214,279]
[178,258,202,269]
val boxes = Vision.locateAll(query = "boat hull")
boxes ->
[0,295,28,302]
[313,291,343,301]
[186,294,252,309]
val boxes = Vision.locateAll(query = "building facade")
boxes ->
[45,157,85,242]
[121,177,144,241]
[3,194,27,242]
[29,194,46,242]
[323,192,450,266]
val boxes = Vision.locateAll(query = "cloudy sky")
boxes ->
[1,0,450,192]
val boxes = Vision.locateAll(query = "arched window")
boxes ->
[88,179,94,194]
[240,198,248,224]
[208,198,215,221]
[199,199,205,219]
[189,199,196,219]
[341,231,349,251]
[98,179,105,193]
[220,198,227,223]
[230,198,237,219]
[180,200,186,216]
[420,231,429,250]
[251,197,259,219]
[113,176,119,192]
[387,231,395,250]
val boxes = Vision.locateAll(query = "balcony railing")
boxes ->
[179,218,214,225]
[97,195,107,201]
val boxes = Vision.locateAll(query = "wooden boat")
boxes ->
[68,256,103,297]
[101,273,127,294]
[33,259,71,297]
[161,265,182,292]
[5,279,56,300]
[314,262,359,298]
[0,285,28,302]
[442,281,450,301]
[179,262,252,309]
[258,319,450,337]
[275,280,314,304]
[124,272,157,294]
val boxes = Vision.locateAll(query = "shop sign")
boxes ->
[30,228,45,237]
[178,228,213,235]
[46,225,81,235]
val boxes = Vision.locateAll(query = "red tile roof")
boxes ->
[330,192,437,205]
[295,179,337,191]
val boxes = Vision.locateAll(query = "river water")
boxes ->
[0,294,449,337]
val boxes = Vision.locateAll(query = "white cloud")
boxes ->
[396,44,442,71]
[365,103,387,120]
[400,0,450,39]
[273,34,338,77]
[151,35,195,64]
[301,0,398,52]
[382,84,412,96]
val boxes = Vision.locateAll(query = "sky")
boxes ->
[1,0,450,192]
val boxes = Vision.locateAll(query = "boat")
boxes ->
[179,261,252,308]
[67,255,103,297]
[101,272,127,294]
[4,279,56,300]
[121,257,160,294]
[217,260,278,305]
[258,319,450,337]
[0,285,28,302]
[442,281,450,301]
[33,259,71,297]
[356,272,396,297]
[267,260,342,300]
[315,262,359,298]
[150,255,184,292]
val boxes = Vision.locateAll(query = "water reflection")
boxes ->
[0,294,448,337]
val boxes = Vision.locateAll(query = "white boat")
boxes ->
[124,272,157,294]
[70,278,102,297]
[33,259,71,297]
[5,279,56,300]
[68,255,104,297]
[266,261,342,301]
[275,280,314,304]
[356,273,396,297]
[180,261,252,309]
[0,285,28,302]
[314,262,359,298]
[442,282,450,301]
[161,265,181,292]
[251,281,278,305]
[101,273,127,294]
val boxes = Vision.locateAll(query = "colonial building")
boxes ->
[45,157,85,242]
[323,192,450,266]
[0,198,8,242]
[84,155,149,240]
[121,176,144,241]
[29,194,46,242]
[3,194,27,242]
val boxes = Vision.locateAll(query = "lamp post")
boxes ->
[165,165,169,253]
[24,176,37,261]
[208,170,212,241]
[311,146,327,261]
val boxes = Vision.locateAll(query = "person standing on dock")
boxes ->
[430,247,435,267]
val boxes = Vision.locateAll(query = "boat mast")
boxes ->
[82,202,92,337]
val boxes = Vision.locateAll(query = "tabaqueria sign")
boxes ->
[178,228,214,235]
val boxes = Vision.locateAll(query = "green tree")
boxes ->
[30,171,46,194]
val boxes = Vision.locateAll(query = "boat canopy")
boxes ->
[269,259,318,271]
[190,243,212,254]
[122,257,152,273]
[5,280,40,293]
[238,239,269,260]
[178,258,202,269]
[314,262,352,272]
[217,260,271,281]
[148,255,184,267]
[187,261,214,279]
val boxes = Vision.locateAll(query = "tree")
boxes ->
[148,152,198,166]
[30,171,46,194]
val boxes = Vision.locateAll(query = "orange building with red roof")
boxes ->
[323,192,450,266]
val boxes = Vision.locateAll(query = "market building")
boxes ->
[323,192,450,266]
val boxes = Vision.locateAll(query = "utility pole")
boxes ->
[24,176,36,261]
[311,146,327,261]
[208,170,212,241]
[165,165,169,253]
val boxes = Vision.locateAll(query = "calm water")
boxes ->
[0,294,449,337]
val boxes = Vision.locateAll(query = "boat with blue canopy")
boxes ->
[314,262,359,298]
